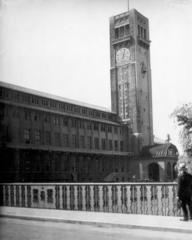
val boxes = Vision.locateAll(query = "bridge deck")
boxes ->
[0,206,192,234]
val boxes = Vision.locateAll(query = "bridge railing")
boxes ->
[0,182,181,216]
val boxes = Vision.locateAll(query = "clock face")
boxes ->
[116,48,130,63]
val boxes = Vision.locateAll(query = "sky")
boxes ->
[0,0,192,152]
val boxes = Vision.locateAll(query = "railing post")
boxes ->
[90,185,94,212]
[108,185,112,212]
[98,186,103,212]
[117,185,122,213]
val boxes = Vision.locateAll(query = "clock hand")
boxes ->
[123,49,125,59]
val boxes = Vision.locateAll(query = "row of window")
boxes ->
[1,107,125,134]
[138,25,147,40]
[5,154,129,173]
[115,24,130,39]
[10,108,123,134]
[0,88,114,120]
[24,129,124,151]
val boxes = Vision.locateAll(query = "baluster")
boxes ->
[167,185,174,216]
[7,186,11,206]
[117,185,122,213]
[121,186,125,213]
[108,186,112,213]
[146,185,152,215]
[90,185,94,212]
[125,185,131,214]
[136,185,141,214]
[74,186,78,210]
[82,186,86,211]
[66,186,70,210]
[151,185,155,215]
[157,185,162,215]
[98,186,103,212]
[24,186,28,207]
[132,186,136,214]
[19,186,22,207]
[59,186,63,209]
[3,186,6,206]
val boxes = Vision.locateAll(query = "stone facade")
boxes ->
[0,82,133,183]
[110,9,153,154]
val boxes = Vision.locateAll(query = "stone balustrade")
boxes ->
[0,183,181,216]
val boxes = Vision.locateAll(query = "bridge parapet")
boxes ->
[0,182,181,216]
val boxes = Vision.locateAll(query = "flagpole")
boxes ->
[128,0,129,12]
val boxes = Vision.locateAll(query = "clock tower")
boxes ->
[110,9,154,154]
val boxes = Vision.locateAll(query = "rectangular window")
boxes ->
[120,26,124,37]
[144,28,146,39]
[32,97,39,105]
[101,124,105,132]
[125,24,130,35]
[94,138,99,150]
[138,25,141,36]
[79,121,84,129]
[35,130,41,141]
[50,101,57,108]
[95,111,100,118]
[71,134,76,148]
[44,115,50,123]
[41,99,48,106]
[87,122,91,130]
[108,126,112,133]
[53,116,59,125]
[22,94,30,103]
[34,113,41,122]
[63,118,68,126]
[109,140,113,150]
[101,139,105,150]
[115,140,118,151]
[89,110,94,116]
[115,28,119,39]
[55,133,59,146]
[94,123,98,131]
[45,131,50,145]
[24,129,30,140]
[63,134,68,147]
[82,108,87,115]
[25,111,30,120]
[71,119,77,128]
[80,135,84,148]
[74,107,80,113]
[87,136,91,149]
[114,127,118,134]
[120,141,123,151]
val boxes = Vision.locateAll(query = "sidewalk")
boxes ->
[0,206,192,234]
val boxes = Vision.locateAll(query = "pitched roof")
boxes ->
[0,81,113,113]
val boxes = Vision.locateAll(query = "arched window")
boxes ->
[167,162,171,180]
[148,163,159,181]
[173,162,177,180]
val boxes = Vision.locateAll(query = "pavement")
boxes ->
[0,206,192,234]
[0,217,192,240]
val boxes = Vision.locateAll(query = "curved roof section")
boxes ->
[140,143,178,158]
[0,81,113,113]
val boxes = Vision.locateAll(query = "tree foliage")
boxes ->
[170,103,192,172]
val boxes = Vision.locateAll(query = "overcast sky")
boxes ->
[1,0,192,152]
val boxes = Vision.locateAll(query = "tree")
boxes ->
[170,103,192,172]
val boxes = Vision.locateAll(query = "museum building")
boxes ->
[0,9,178,183]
